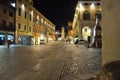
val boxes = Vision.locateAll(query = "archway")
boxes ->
[82,26,91,41]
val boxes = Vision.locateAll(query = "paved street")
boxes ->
[0,41,101,80]
[59,44,101,80]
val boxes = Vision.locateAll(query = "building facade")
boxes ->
[15,0,55,45]
[0,0,15,45]
[72,0,101,44]
[0,0,55,45]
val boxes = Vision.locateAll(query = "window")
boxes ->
[2,20,6,26]
[95,13,102,20]
[29,14,31,21]
[3,8,6,14]
[18,8,21,16]
[9,11,13,17]
[33,28,36,32]
[18,23,21,29]
[83,12,90,20]
[29,27,31,32]
[9,22,13,27]
[95,3,100,6]
[25,11,27,19]
[83,3,89,6]
[24,25,26,31]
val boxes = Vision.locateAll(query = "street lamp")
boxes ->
[10,0,16,44]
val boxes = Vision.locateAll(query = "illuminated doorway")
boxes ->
[82,26,91,41]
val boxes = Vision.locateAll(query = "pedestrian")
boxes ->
[75,39,79,47]
[68,39,71,44]
[7,40,10,48]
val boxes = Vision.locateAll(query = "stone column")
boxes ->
[102,0,120,65]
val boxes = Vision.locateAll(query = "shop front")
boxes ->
[18,35,34,45]
[0,33,14,45]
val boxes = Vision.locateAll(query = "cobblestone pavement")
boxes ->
[0,42,102,80]
[59,44,102,80]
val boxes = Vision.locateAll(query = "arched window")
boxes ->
[95,11,102,20]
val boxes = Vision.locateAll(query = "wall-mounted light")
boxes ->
[11,3,16,7]
[21,4,25,11]
[31,10,33,16]
[90,3,95,10]
[76,3,84,12]
[80,3,85,11]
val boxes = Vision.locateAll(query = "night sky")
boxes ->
[33,0,78,31]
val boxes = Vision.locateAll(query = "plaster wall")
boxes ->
[102,0,120,65]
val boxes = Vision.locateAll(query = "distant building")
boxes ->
[61,27,65,40]
[67,21,73,41]
[0,0,55,45]
[0,0,15,45]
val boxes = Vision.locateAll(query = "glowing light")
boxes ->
[37,15,39,20]
[36,15,39,24]
[11,3,15,7]
[30,11,33,20]
[76,6,79,11]
[82,27,91,41]
[75,14,77,17]
[41,18,43,23]
[40,34,44,40]
[21,4,25,10]
[1,37,4,40]
[8,37,11,40]
[90,3,95,10]
[79,3,84,11]
[31,10,33,16]
[88,29,91,33]
[0,34,5,37]
[76,3,84,12]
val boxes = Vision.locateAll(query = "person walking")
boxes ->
[7,40,11,48]
[75,39,79,47]
[68,39,71,44]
